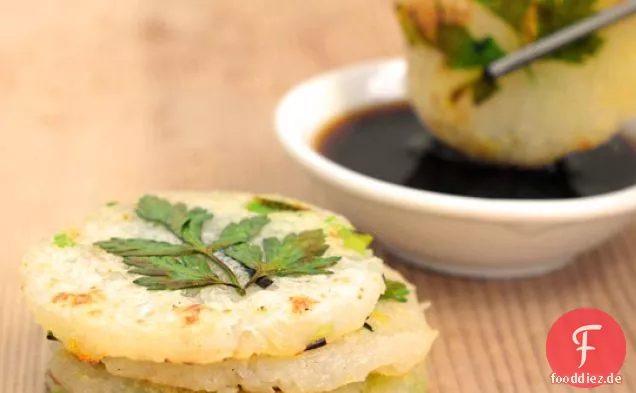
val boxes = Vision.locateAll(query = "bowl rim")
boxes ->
[274,57,636,223]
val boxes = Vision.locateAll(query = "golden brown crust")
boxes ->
[521,3,538,43]
[66,340,101,365]
[290,296,318,314]
[51,288,103,307]
[174,304,207,326]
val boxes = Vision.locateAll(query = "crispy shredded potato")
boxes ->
[48,341,430,393]
[22,191,386,364]
[101,267,436,393]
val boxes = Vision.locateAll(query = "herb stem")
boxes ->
[197,246,245,295]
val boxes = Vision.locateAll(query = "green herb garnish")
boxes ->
[120,255,236,291]
[535,0,603,62]
[325,216,373,254]
[95,195,343,295]
[246,197,306,215]
[96,195,269,294]
[395,3,505,104]
[436,24,505,104]
[437,25,506,69]
[106,201,118,207]
[478,0,603,62]
[53,232,76,248]
[380,279,410,303]
[340,229,373,254]
[225,229,341,289]
[397,0,604,104]
[395,4,505,69]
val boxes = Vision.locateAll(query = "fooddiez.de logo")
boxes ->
[546,308,626,388]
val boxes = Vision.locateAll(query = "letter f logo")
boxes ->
[573,324,602,368]
[547,308,626,388]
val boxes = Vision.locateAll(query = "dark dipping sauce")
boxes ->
[315,102,636,199]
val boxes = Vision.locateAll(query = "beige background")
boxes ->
[0,1,633,392]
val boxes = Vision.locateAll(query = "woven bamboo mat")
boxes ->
[0,1,633,392]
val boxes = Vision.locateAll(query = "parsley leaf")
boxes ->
[180,208,213,247]
[395,2,505,104]
[95,196,348,295]
[478,0,603,62]
[135,196,218,248]
[123,255,227,290]
[224,243,263,269]
[95,195,270,295]
[225,229,342,289]
[246,197,307,215]
[535,0,603,62]
[380,279,410,303]
[397,0,604,105]
[434,26,505,103]
[94,239,192,256]
[395,4,505,69]
[549,34,603,62]
[210,216,270,249]
[437,25,506,69]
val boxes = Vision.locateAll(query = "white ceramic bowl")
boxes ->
[274,58,636,279]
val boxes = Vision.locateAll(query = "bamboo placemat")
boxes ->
[0,1,633,392]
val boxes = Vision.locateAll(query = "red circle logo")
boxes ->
[546,308,626,388]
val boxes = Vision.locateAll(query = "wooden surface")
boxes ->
[1,1,633,392]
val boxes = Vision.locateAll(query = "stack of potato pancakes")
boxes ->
[21,191,437,393]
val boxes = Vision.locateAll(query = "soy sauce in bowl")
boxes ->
[314,102,636,200]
